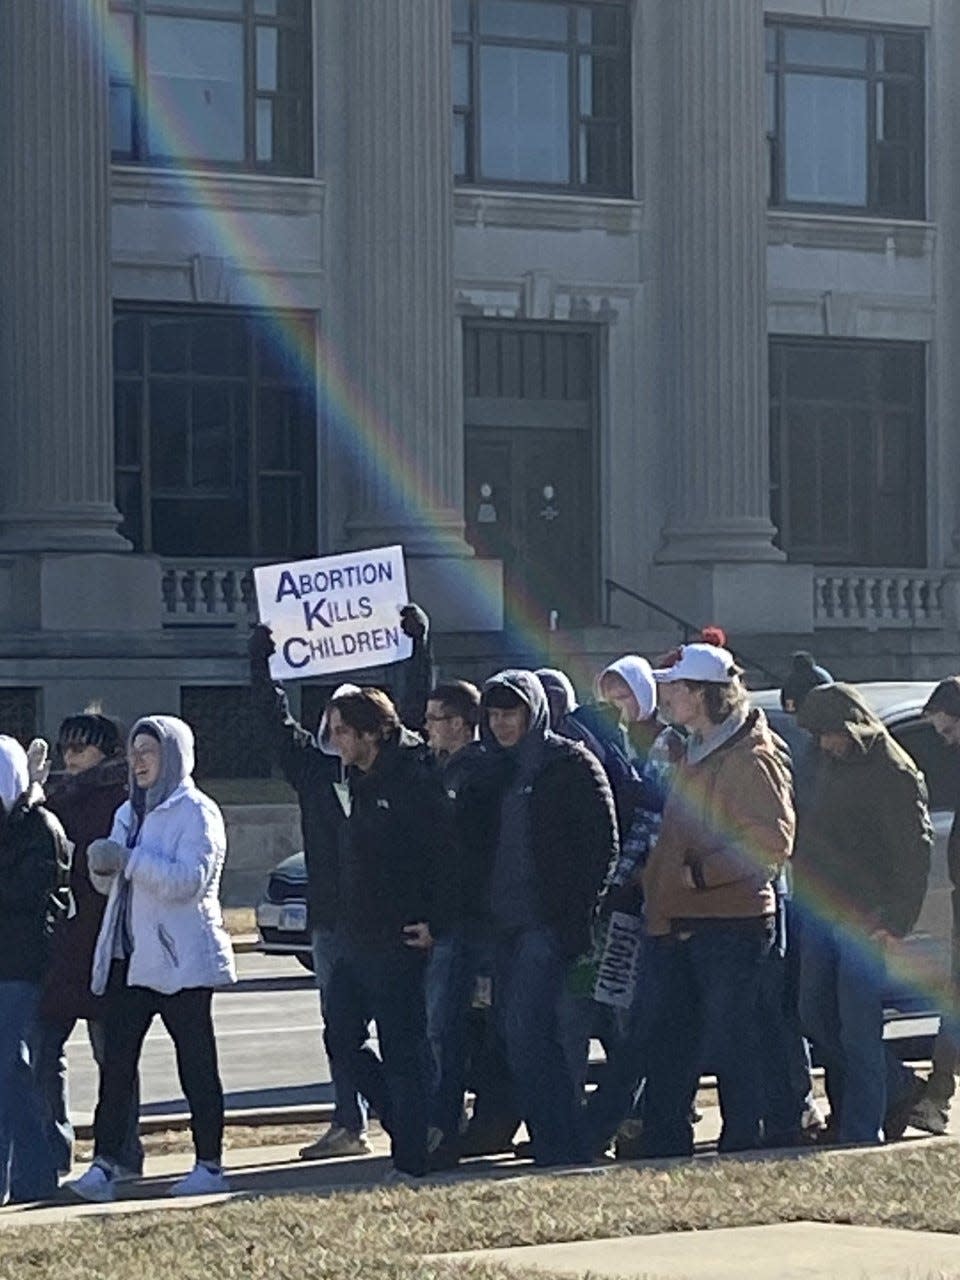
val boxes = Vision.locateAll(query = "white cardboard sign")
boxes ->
[253,545,413,681]
[593,911,645,1010]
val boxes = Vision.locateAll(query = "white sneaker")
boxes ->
[168,1163,230,1198]
[64,1161,117,1203]
[908,1096,949,1136]
[299,1125,372,1160]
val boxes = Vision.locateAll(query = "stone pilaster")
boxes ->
[338,0,469,557]
[657,0,782,564]
[937,1,960,570]
[0,0,127,552]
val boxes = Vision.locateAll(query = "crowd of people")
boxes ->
[2,605,960,1202]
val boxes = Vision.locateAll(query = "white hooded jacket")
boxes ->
[90,716,237,997]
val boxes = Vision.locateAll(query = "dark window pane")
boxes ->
[878,34,922,75]
[110,85,135,155]
[192,384,236,490]
[784,74,867,205]
[150,382,191,488]
[256,98,274,163]
[480,46,569,183]
[259,475,303,559]
[479,0,567,40]
[256,0,305,16]
[114,383,143,466]
[880,348,919,404]
[784,347,868,402]
[152,497,246,556]
[149,318,190,373]
[116,472,144,550]
[453,42,470,107]
[257,27,278,92]
[477,329,502,397]
[145,16,245,163]
[114,315,143,373]
[453,113,468,175]
[499,331,522,397]
[877,82,915,143]
[877,147,912,214]
[783,27,867,70]
[580,55,620,118]
[259,387,296,468]
[577,5,621,46]
[580,121,619,188]
[453,0,471,34]
[564,333,589,399]
[765,70,776,133]
[192,315,247,376]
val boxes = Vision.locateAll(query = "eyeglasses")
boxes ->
[128,746,160,763]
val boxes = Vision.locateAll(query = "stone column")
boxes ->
[937,1,960,575]
[0,0,127,552]
[338,0,469,559]
[656,0,782,565]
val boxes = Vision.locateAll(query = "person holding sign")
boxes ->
[321,689,456,1180]
[248,624,371,1161]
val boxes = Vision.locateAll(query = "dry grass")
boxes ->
[221,906,257,937]
[5,1143,960,1280]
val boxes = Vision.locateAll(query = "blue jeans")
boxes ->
[759,899,816,1143]
[584,932,663,1152]
[312,927,368,1136]
[324,942,431,1175]
[495,926,588,1167]
[425,933,472,1137]
[0,981,57,1204]
[642,920,774,1158]
[799,918,914,1143]
[32,1016,143,1176]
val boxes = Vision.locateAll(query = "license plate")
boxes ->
[279,903,308,932]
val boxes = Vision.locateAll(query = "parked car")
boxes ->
[753,680,953,1022]
[256,851,314,971]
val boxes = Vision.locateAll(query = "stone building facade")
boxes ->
[0,0,957,766]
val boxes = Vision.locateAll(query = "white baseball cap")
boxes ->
[652,643,739,685]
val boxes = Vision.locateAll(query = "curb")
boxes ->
[74,1102,336,1142]
[230,933,261,955]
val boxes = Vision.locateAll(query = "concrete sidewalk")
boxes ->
[440,1222,960,1279]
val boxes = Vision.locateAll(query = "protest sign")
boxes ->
[253,545,413,681]
[593,911,645,1010]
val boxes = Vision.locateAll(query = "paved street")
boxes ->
[65,953,332,1125]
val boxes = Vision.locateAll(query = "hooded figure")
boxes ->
[70,716,236,1204]
[0,736,70,1205]
[88,716,236,997]
[597,655,661,764]
[795,684,932,939]
[794,683,933,1146]
[460,669,617,1166]
[781,652,834,715]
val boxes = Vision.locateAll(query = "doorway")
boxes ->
[463,323,599,628]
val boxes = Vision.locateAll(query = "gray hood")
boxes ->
[480,669,550,753]
[0,735,29,814]
[535,668,578,728]
[129,715,195,815]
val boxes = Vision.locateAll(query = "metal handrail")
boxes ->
[603,578,782,685]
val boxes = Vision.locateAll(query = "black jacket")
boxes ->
[459,735,619,959]
[339,733,457,946]
[250,656,343,930]
[0,785,72,983]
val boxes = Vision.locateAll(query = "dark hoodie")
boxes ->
[796,683,933,937]
[460,670,619,958]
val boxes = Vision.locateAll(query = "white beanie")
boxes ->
[0,735,29,814]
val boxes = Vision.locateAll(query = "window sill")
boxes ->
[112,165,325,216]
[768,209,934,257]
[455,186,643,234]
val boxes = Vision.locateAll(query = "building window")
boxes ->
[765,23,925,218]
[108,0,313,175]
[114,308,318,560]
[453,0,631,194]
[181,687,272,779]
[770,339,926,567]
[0,689,39,746]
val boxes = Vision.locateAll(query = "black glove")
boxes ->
[248,624,276,665]
[399,603,429,640]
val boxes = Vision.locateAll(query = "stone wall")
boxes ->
[221,803,302,908]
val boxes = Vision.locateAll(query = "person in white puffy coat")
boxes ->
[65,716,236,1203]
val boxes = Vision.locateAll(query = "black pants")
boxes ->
[95,961,224,1166]
[324,943,430,1175]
